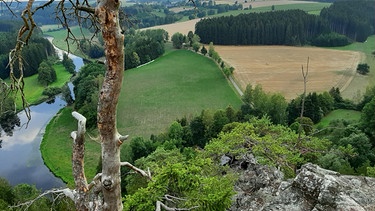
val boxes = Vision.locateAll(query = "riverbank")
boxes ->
[9,63,72,109]
[41,107,101,187]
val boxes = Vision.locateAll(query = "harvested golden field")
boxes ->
[146,19,201,37]
[215,46,364,100]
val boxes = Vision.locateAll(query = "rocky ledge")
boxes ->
[228,154,375,211]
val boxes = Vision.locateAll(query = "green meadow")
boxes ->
[43,26,93,58]
[328,35,375,100]
[117,50,242,138]
[11,63,72,108]
[41,107,101,186]
[316,109,361,128]
[41,49,242,185]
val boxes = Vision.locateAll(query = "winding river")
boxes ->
[0,40,84,190]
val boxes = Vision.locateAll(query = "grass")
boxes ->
[41,48,241,184]
[316,109,361,128]
[43,26,93,58]
[41,107,101,187]
[12,63,72,108]
[327,35,375,100]
[117,49,242,138]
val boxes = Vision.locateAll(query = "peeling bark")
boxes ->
[95,0,124,210]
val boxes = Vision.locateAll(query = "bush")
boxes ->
[312,32,351,47]
[357,63,370,75]
[42,87,62,98]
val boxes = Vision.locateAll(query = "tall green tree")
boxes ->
[37,61,56,86]
[171,32,185,49]
[62,53,76,74]
[360,97,375,140]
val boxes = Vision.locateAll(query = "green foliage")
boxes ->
[205,117,330,178]
[208,42,215,57]
[125,29,167,69]
[79,39,104,59]
[200,45,207,56]
[312,32,351,47]
[241,84,288,125]
[192,42,200,52]
[0,178,75,210]
[292,116,314,135]
[317,147,355,175]
[171,32,185,49]
[320,0,375,42]
[197,1,374,45]
[123,148,236,211]
[367,166,375,177]
[287,91,335,125]
[12,184,50,211]
[0,178,14,205]
[0,93,20,136]
[360,97,375,140]
[357,63,370,75]
[37,61,57,86]
[42,87,62,98]
[61,84,74,105]
[62,53,76,74]
[73,63,105,128]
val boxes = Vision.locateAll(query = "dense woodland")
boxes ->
[0,21,55,79]
[196,0,375,46]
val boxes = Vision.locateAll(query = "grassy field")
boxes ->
[328,35,375,100]
[41,107,101,187]
[316,109,361,128]
[43,26,93,58]
[12,63,72,108]
[41,48,241,184]
[117,49,242,138]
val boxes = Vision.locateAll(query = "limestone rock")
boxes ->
[230,157,375,211]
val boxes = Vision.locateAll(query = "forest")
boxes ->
[195,0,375,46]
[0,21,55,79]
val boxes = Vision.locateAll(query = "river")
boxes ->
[0,41,84,190]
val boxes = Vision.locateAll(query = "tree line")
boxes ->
[320,0,375,42]
[124,29,168,69]
[0,22,55,79]
[196,10,330,46]
[195,0,374,46]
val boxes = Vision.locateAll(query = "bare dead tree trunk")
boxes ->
[71,111,89,211]
[298,57,309,140]
[95,0,125,210]
[7,0,154,209]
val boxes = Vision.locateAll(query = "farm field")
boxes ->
[117,50,242,138]
[150,1,329,36]
[214,45,364,100]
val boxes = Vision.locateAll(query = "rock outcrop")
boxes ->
[229,154,375,211]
